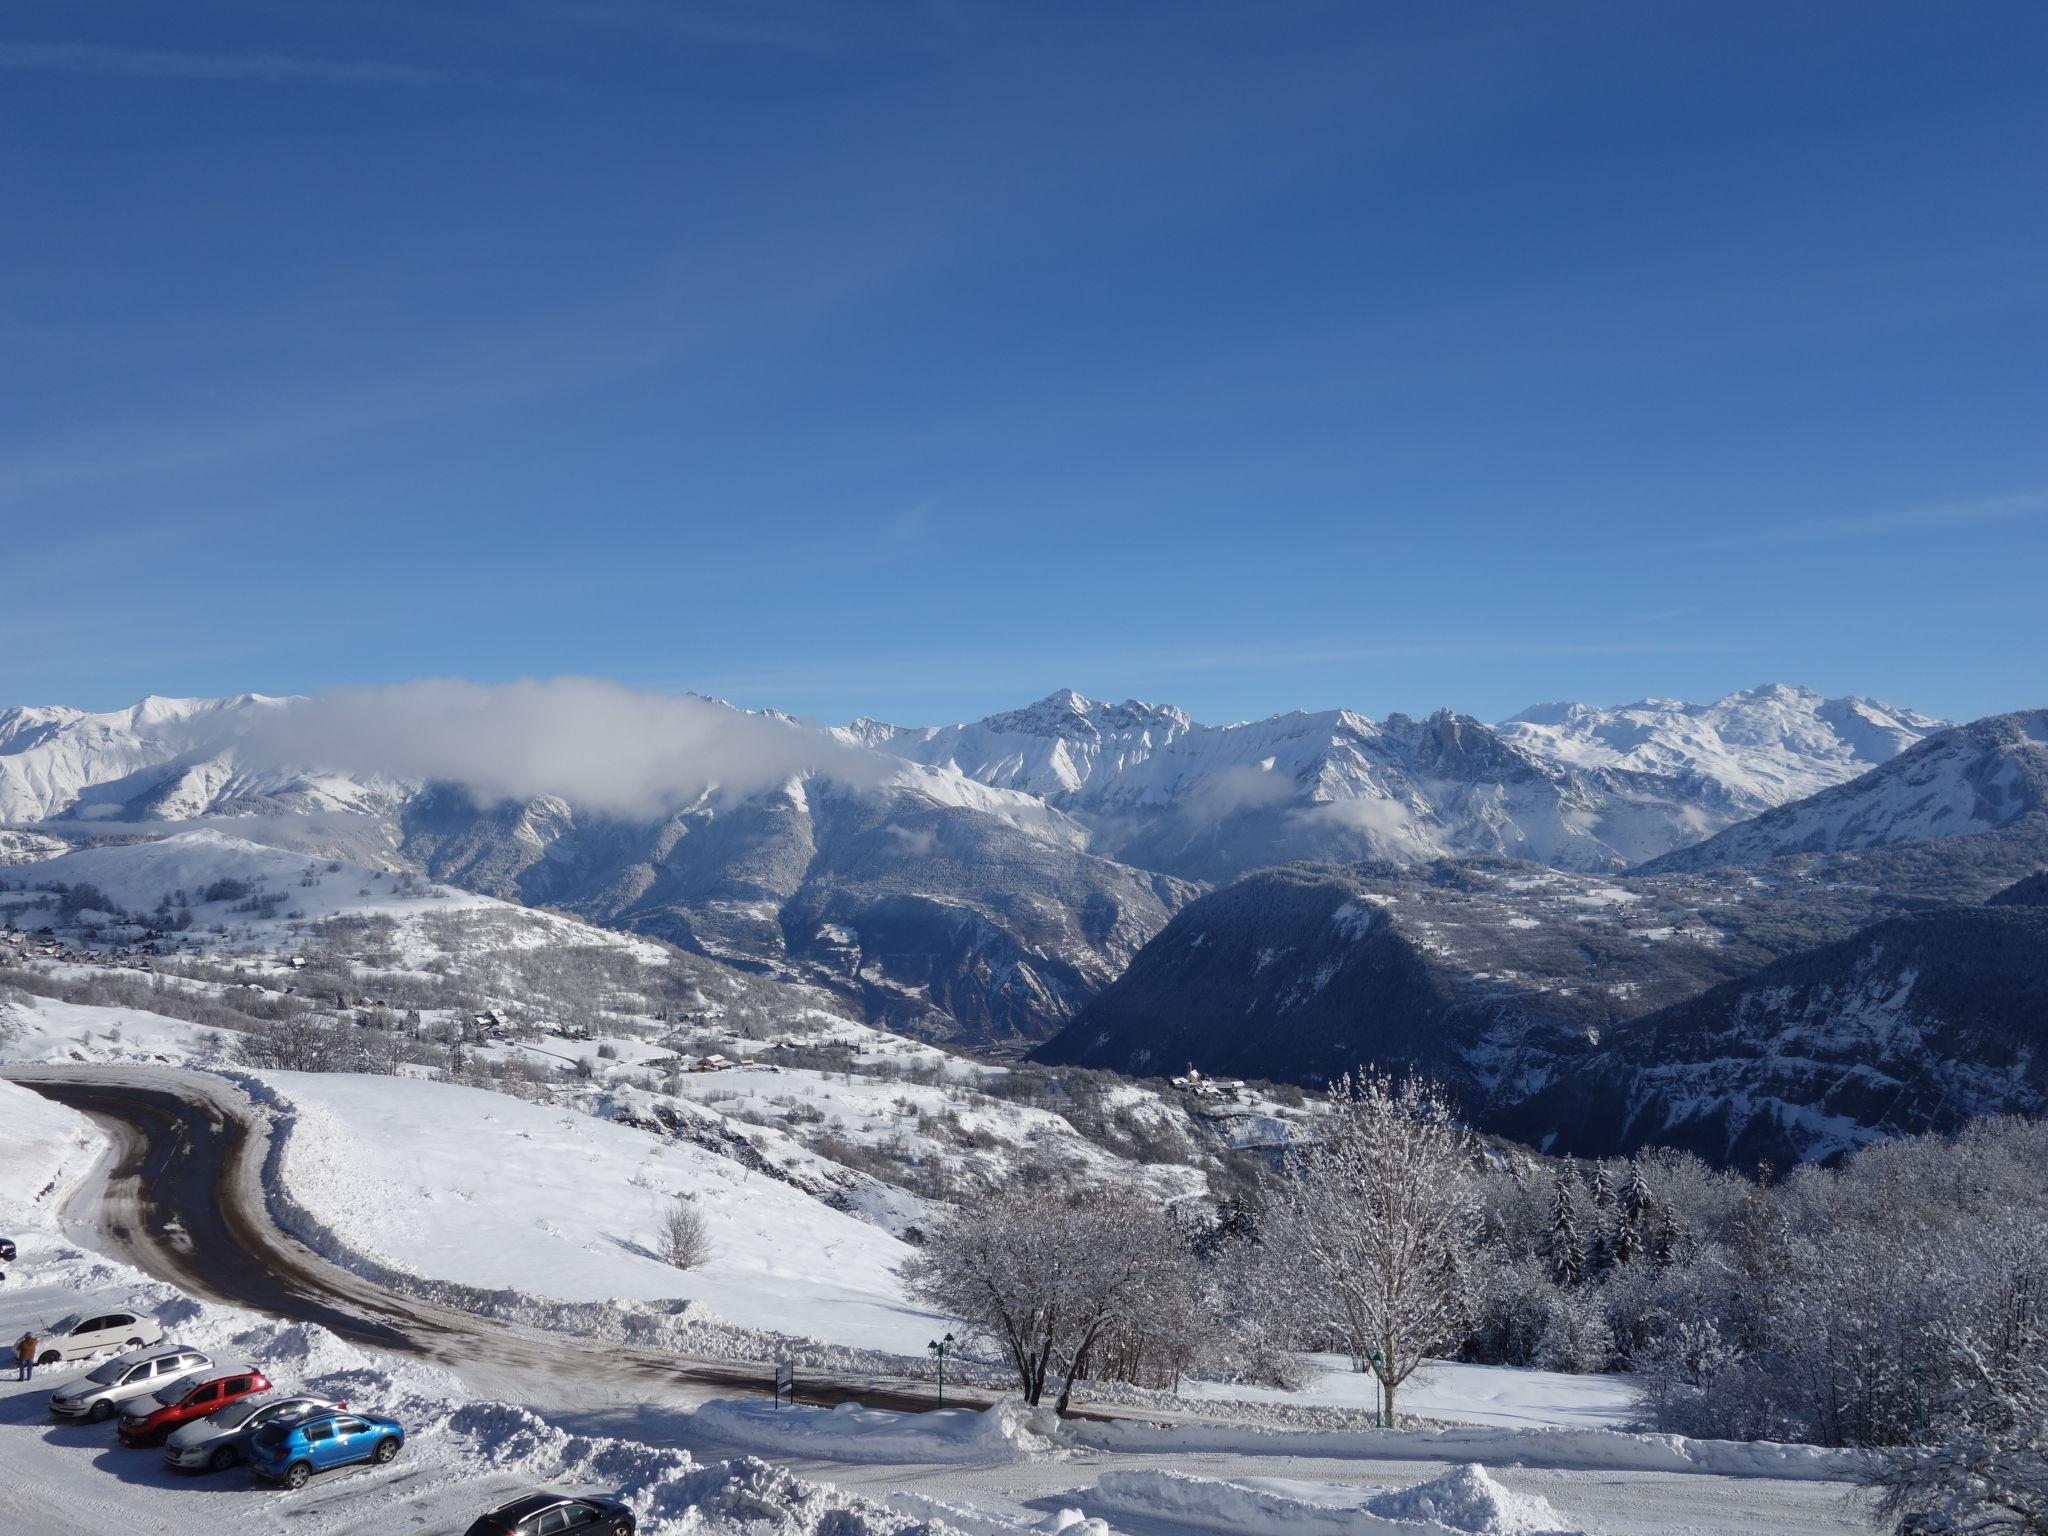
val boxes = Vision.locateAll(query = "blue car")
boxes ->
[245,1407,404,1489]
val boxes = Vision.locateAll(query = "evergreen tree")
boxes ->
[1585,1218,1615,1280]
[1549,1172,1583,1287]
[1614,1161,1654,1267]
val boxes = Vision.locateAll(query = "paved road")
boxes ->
[11,1068,966,1421]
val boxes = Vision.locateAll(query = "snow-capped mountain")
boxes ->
[0,682,2006,1045]
[846,684,1947,878]
[1497,684,1946,818]
[0,694,405,824]
[1644,709,2048,872]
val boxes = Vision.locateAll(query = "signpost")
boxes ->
[774,1360,794,1409]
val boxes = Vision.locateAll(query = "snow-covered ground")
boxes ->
[0,827,669,966]
[0,1067,1884,1535]
[1184,1355,1638,1432]
[233,1068,950,1357]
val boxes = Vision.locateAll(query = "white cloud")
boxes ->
[244,677,882,818]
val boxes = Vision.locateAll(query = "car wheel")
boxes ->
[37,1350,59,1367]
[372,1436,399,1464]
[89,1401,114,1423]
[209,1445,237,1471]
[125,1337,144,1349]
[283,1460,312,1491]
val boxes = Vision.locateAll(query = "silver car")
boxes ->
[164,1394,340,1472]
[48,1345,210,1423]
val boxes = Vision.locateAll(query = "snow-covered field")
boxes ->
[1184,1355,1637,1432]
[235,1068,949,1356]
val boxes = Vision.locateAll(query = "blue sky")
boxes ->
[4,1,2044,728]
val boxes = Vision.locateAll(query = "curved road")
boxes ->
[12,1069,965,1420]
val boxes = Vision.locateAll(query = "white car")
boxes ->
[33,1308,164,1365]
[49,1344,210,1423]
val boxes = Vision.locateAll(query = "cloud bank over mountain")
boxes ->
[243,678,884,817]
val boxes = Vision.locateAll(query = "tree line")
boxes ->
[905,1073,2048,1532]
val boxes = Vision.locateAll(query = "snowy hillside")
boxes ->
[1644,709,2048,872]
[1498,684,1945,817]
[240,1070,949,1355]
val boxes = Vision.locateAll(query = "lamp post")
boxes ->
[929,1333,955,1407]
[1372,1351,1386,1429]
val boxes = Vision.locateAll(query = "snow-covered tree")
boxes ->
[1272,1071,1480,1425]
[903,1178,1200,1414]
[1868,1323,2048,1534]
[1548,1172,1584,1288]
[1614,1161,1654,1267]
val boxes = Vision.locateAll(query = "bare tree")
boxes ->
[659,1196,713,1270]
[1273,1071,1481,1425]
[903,1178,1199,1414]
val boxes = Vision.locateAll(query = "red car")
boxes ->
[118,1366,271,1447]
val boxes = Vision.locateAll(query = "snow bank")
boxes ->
[0,1075,104,1219]
[1093,1465,1583,1536]
[694,1396,1058,1464]
[1068,1417,1861,1482]
[1366,1464,1581,1532]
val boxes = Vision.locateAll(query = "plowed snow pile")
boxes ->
[1093,1464,1584,1535]
[1367,1463,1581,1533]
[695,1397,1060,1464]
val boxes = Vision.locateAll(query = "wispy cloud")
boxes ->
[0,39,451,86]
[1712,489,2048,550]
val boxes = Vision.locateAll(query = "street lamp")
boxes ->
[1372,1351,1386,1429]
[929,1333,956,1407]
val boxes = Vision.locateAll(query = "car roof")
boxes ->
[114,1342,203,1367]
[490,1492,578,1518]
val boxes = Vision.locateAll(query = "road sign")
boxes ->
[774,1360,794,1407]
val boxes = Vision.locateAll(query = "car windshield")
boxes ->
[250,1423,291,1449]
[51,1314,82,1335]
[85,1359,130,1385]
[209,1399,267,1430]
[152,1377,200,1405]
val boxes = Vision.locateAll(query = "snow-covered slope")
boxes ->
[0,693,405,824]
[1643,710,2048,872]
[242,1070,947,1355]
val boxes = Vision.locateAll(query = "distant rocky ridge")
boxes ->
[1037,861,2048,1168]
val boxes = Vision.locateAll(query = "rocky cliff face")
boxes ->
[1036,861,2048,1167]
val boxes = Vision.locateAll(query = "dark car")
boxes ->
[464,1491,636,1536]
